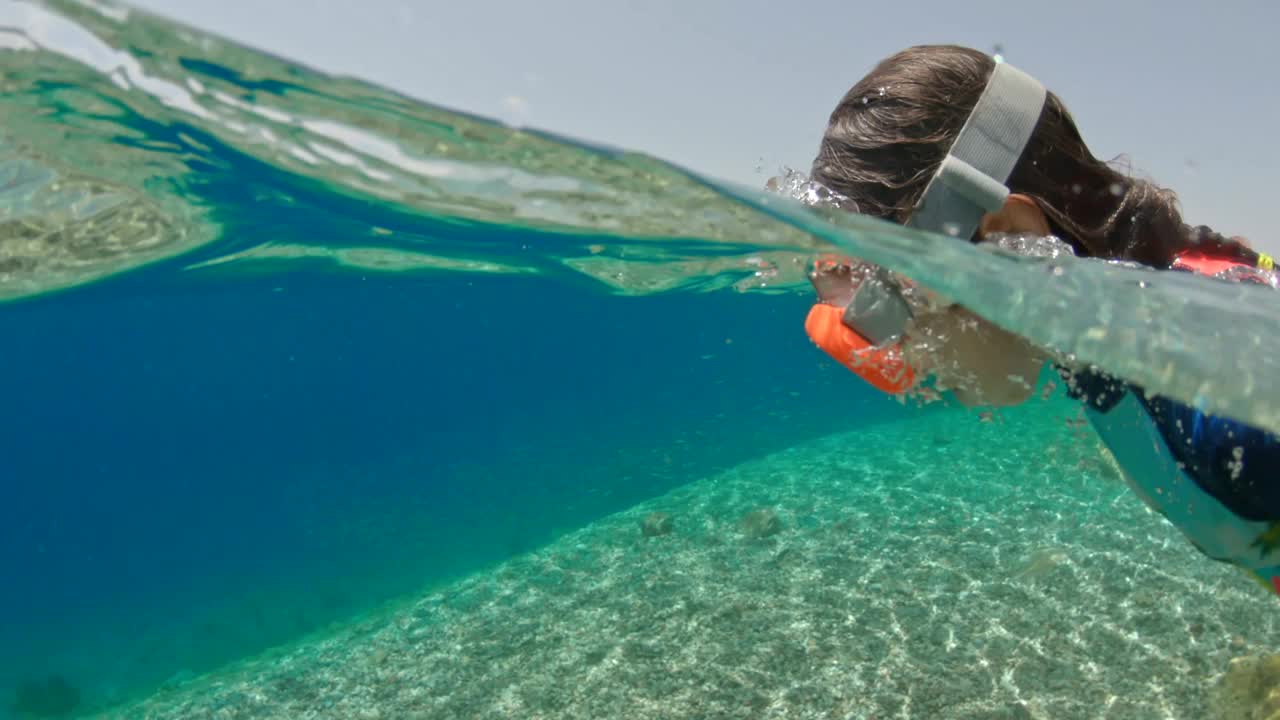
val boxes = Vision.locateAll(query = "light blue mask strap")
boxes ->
[906,61,1047,240]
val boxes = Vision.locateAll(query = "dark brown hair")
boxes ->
[811,45,1255,268]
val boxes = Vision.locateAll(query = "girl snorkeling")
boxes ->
[801,45,1280,596]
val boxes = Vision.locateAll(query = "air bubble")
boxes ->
[1228,446,1245,480]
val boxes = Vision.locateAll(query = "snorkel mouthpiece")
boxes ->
[817,58,1047,394]
[842,266,913,346]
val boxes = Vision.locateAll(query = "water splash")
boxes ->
[979,232,1076,261]
[764,165,852,211]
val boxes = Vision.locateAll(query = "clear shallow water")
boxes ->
[1,1,1278,718]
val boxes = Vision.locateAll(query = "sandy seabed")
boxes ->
[97,403,1280,720]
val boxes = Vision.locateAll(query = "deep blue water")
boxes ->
[0,238,918,710]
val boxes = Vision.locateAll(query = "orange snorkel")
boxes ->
[805,259,918,394]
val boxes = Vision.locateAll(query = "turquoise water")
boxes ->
[2,2,1280,718]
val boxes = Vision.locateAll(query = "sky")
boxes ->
[127,0,1280,252]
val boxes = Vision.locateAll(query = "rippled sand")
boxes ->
[98,402,1280,720]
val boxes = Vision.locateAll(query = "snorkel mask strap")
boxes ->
[905,60,1047,240]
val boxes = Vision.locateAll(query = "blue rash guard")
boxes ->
[1066,368,1280,523]
[1061,349,1280,595]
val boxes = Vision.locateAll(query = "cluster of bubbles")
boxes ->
[978,232,1076,261]
[1217,264,1280,289]
[763,166,853,211]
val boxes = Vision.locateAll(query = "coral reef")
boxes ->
[1212,654,1280,720]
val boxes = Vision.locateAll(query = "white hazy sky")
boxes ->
[129,0,1279,252]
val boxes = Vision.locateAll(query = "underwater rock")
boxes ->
[1011,547,1070,583]
[739,508,782,539]
[641,512,673,538]
[1210,653,1280,720]
[10,675,81,718]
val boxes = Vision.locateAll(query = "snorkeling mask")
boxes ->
[808,59,1047,393]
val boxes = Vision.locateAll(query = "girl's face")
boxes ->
[900,194,1056,408]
